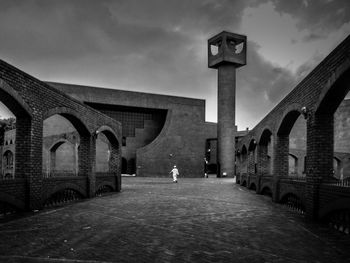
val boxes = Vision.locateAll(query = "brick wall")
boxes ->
[0,59,122,211]
[236,34,350,220]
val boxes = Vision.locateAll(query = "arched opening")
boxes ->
[96,132,111,173]
[49,140,76,176]
[43,115,80,177]
[249,183,256,191]
[258,129,273,176]
[277,108,306,177]
[0,81,32,180]
[313,67,350,182]
[0,108,17,179]
[95,127,120,175]
[333,97,350,182]
[2,150,14,179]
[261,186,272,197]
[44,188,84,208]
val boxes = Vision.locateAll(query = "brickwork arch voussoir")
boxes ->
[43,107,91,136]
[0,78,33,118]
[275,103,303,135]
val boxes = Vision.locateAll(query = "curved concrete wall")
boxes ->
[49,82,217,177]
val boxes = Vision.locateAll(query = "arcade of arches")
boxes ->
[236,34,350,227]
[0,59,122,212]
[0,32,350,229]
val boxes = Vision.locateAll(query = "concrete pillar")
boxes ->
[208,31,246,178]
[217,64,236,177]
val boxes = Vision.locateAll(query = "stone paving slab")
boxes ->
[0,177,349,262]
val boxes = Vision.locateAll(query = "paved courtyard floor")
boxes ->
[0,177,350,262]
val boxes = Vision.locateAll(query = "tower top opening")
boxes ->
[208,31,247,69]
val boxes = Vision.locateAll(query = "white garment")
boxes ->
[170,168,179,182]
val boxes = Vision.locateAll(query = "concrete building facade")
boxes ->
[47,82,217,178]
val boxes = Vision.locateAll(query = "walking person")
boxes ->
[169,165,179,183]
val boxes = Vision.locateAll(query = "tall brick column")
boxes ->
[79,133,96,197]
[208,31,246,178]
[306,113,334,220]
[16,116,43,210]
[248,149,255,175]
[257,144,268,176]
[109,140,121,192]
[272,134,289,202]
[242,151,248,174]
[257,144,268,192]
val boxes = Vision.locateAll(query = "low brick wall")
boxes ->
[0,179,26,209]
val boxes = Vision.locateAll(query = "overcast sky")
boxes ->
[0,0,349,129]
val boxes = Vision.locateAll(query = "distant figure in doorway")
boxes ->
[204,158,209,178]
[170,165,179,183]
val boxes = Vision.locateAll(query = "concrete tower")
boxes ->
[208,31,247,177]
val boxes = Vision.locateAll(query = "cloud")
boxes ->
[0,0,348,129]
[235,41,297,128]
[302,33,326,42]
[271,0,350,36]
[0,0,256,99]
[295,51,324,80]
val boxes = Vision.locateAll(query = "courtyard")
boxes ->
[0,177,348,262]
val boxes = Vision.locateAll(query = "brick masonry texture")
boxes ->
[0,59,122,210]
[236,34,350,220]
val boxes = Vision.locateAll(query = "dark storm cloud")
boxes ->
[271,0,350,38]
[0,0,348,127]
[241,41,296,102]
[0,0,249,60]
[0,0,259,96]
[0,0,114,59]
[236,41,297,116]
